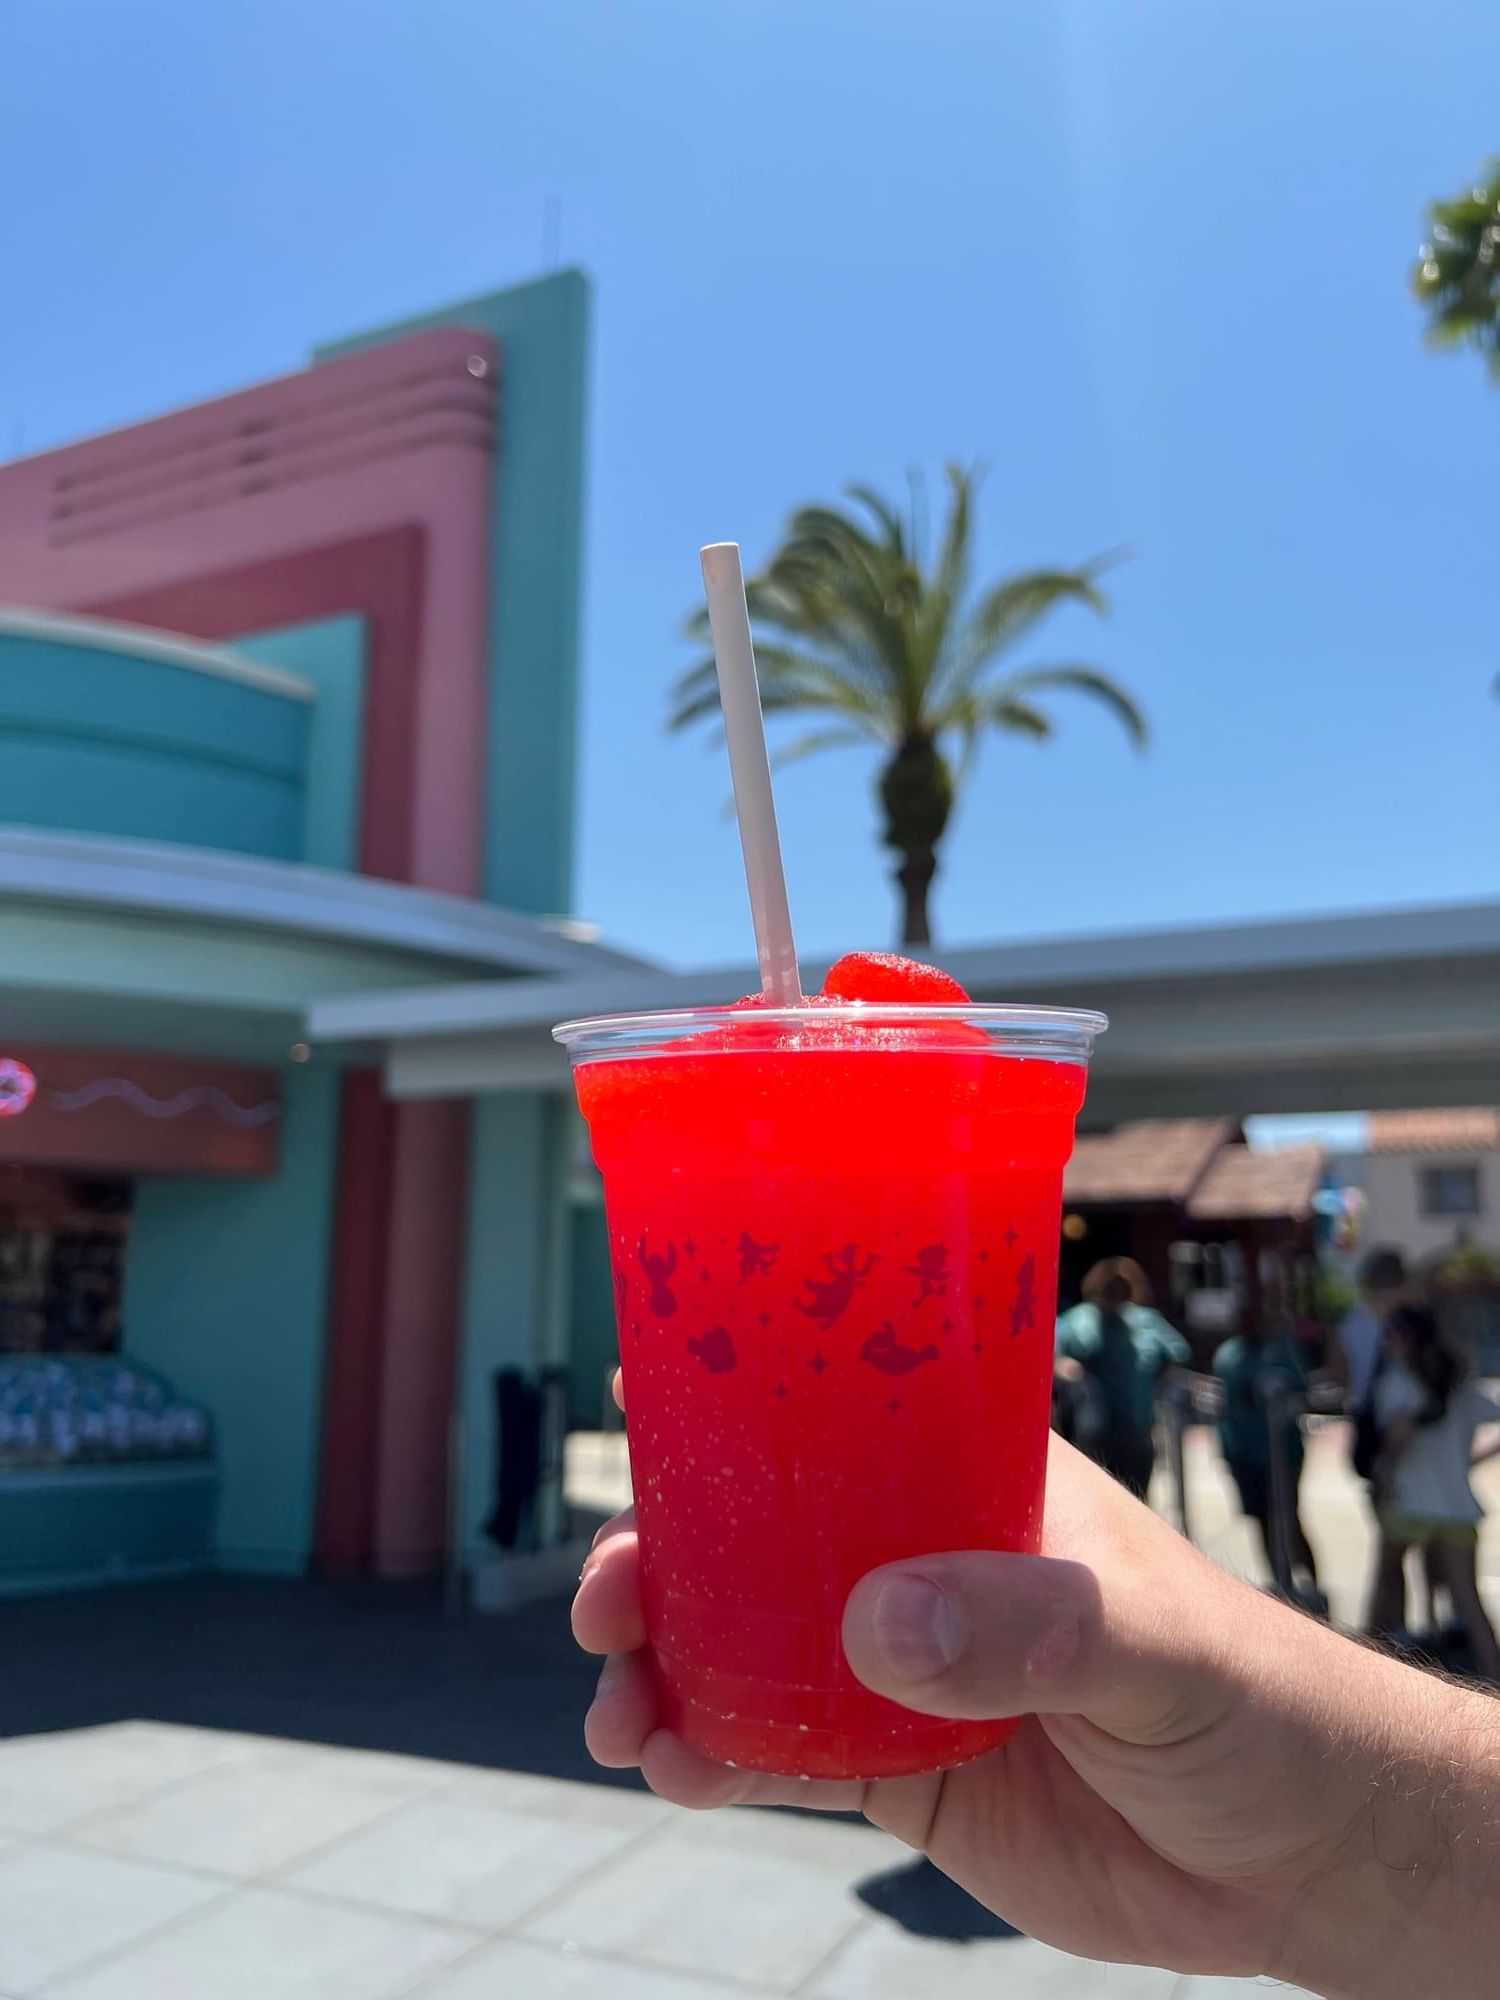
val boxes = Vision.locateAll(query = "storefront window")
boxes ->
[0,1169,131,1354]
[1419,1164,1482,1219]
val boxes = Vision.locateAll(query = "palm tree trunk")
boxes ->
[896,853,935,947]
[879,736,953,950]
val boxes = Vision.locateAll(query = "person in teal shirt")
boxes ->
[1055,1258,1190,1497]
[1213,1319,1320,1595]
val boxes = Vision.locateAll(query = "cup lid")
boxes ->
[553,1002,1107,1065]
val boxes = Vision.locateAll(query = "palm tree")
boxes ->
[669,467,1147,947]
[1413,162,1500,377]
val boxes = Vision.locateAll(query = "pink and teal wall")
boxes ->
[0,274,595,1585]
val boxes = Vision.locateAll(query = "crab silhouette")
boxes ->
[796,1246,877,1330]
[687,1326,737,1374]
[861,1325,939,1376]
[638,1236,679,1317]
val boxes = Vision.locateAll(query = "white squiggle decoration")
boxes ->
[47,1079,281,1127]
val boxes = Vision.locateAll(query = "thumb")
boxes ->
[842,1550,1229,1745]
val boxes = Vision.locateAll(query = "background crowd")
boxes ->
[1053,1247,1500,1677]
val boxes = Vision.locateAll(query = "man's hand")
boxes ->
[574,1425,1500,1997]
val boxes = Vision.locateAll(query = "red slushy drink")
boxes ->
[557,952,1102,1780]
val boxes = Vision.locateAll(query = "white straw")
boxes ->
[700,541,804,1004]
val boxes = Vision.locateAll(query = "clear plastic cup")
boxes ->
[557,1000,1104,1779]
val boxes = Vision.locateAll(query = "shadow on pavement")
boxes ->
[855,1853,1023,1941]
[1,1573,634,1792]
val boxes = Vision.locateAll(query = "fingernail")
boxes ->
[871,1572,964,1684]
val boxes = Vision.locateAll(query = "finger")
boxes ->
[584,1652,658,1768]
[843,1545,1235,1745]
[612,1368,625,1413]
[591,1503,636,1551]
[583,1653,875,1813]
[637,1728,871,1814]
[843,1548,1232,1742]
[573,1521,647,1656]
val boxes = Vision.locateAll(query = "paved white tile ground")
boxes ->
[70,1739,450,1879]
[520,1805,877,1988]
[0,1721,1306,1999]
[0,1837,221,1994]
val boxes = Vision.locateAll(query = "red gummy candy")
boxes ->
[820,951,971,1004]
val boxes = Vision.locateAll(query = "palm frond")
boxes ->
[965,692,1056,740]
[1413,163,1500,369]
[932,464,976,612]
[679,575,901,708]
[668,647,895,734]
[845,484,908,559]
[769,724,876,770]
[974,567,1110,641]
[758,681,887,726]
[1000,664,1149,748]
[748,642,895,719]
[940,687,1055,788]
[911,467,931,573]
[947,553,1125,700]
[776,509,912,625]
[911,465,977,697]
[752,512,920,700]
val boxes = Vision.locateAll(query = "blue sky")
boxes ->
[3,0,1496,972]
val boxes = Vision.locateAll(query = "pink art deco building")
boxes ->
[0,274,642,1595]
